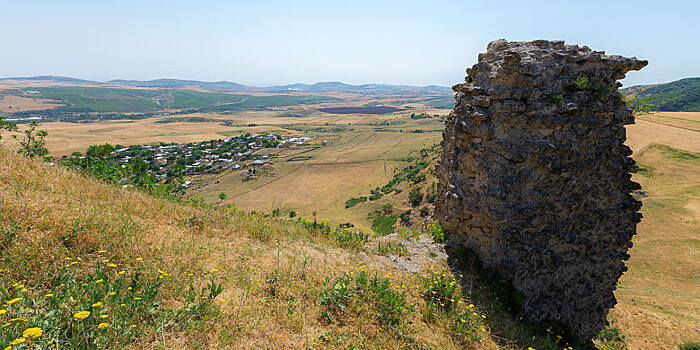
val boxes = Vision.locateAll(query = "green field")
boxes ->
[20,87,342,114]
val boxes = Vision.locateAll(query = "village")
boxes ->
[105,133,314,187]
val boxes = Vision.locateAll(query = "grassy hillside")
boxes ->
[3,149,592,349]
[623,78,700,112]
[2,87,341,116]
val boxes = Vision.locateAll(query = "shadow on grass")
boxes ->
[444,243,597,350]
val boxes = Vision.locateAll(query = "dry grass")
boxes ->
[0,95,63,113]
[627,112,700,153]
[0,149,501,349]
[608,143,700,349]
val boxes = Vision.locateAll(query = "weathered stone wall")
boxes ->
[435,39,646,340]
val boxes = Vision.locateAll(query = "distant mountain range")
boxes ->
[621,77,700,112]
[0,76,452,94]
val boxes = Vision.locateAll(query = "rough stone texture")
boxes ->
[435,39,646,340]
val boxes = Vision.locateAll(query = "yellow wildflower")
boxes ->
[136,258,143,262]
[210,269,218,273]
[219,299,226,303]
[64,257,72,260]
[99,314,109,319]
[10,338,26,345]
[91,302,102,308]
[98,322,109,329]
[0,310,5,315]
[19,288,28,293]
[74,311,90,319]
[109,292,116,296]
[95,279,104,284]
[7,298,21,305]
[45,294,53,297]
[133,297,142,300]
[8,318,25,324]
[107,264,118,268]
[98,250,107,253]
[23,327,42,339]
[118,271,126,275]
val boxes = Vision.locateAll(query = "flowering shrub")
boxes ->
[0,254,222,349]
[319,267,410,327]
[421,268,483,343]
[425,220,445,242]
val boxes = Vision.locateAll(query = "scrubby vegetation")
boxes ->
[622,77,700,112]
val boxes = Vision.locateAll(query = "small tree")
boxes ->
[0,117,18,143]
[12,121,51,160]
[409,187,423,206]
[628,91,653,116]
[218,192,228,202]
[382,203,393,216]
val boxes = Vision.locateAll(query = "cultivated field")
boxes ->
[0,95,62,113]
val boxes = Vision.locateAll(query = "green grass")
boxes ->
[0,256,223,349]
[18,87,340,115]
[154,117,216,124]
[208,95,341,110]
[36,87,160,113]
[654,145,699,162]
[371,214,398,236]
[167,90,246,109]
[680,341,700,350]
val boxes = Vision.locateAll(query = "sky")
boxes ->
[1,0,698,87]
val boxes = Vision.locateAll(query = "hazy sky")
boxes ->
[1,0,698,87]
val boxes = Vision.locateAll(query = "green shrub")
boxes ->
[345,196,367,208]
[419,206,429,216]
[595,325,628,350]
[369,192,384,201]
[409,187,423,206]
[680,342,700,350]
[319,268,410,327]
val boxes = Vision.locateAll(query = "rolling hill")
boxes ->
[622,77,700,112]
[0,76,452,94]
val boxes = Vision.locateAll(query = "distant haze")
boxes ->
[1,0,698,87]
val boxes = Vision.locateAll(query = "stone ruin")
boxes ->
[435,39,647,340]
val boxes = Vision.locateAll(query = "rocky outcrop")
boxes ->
[435,39,646,340]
